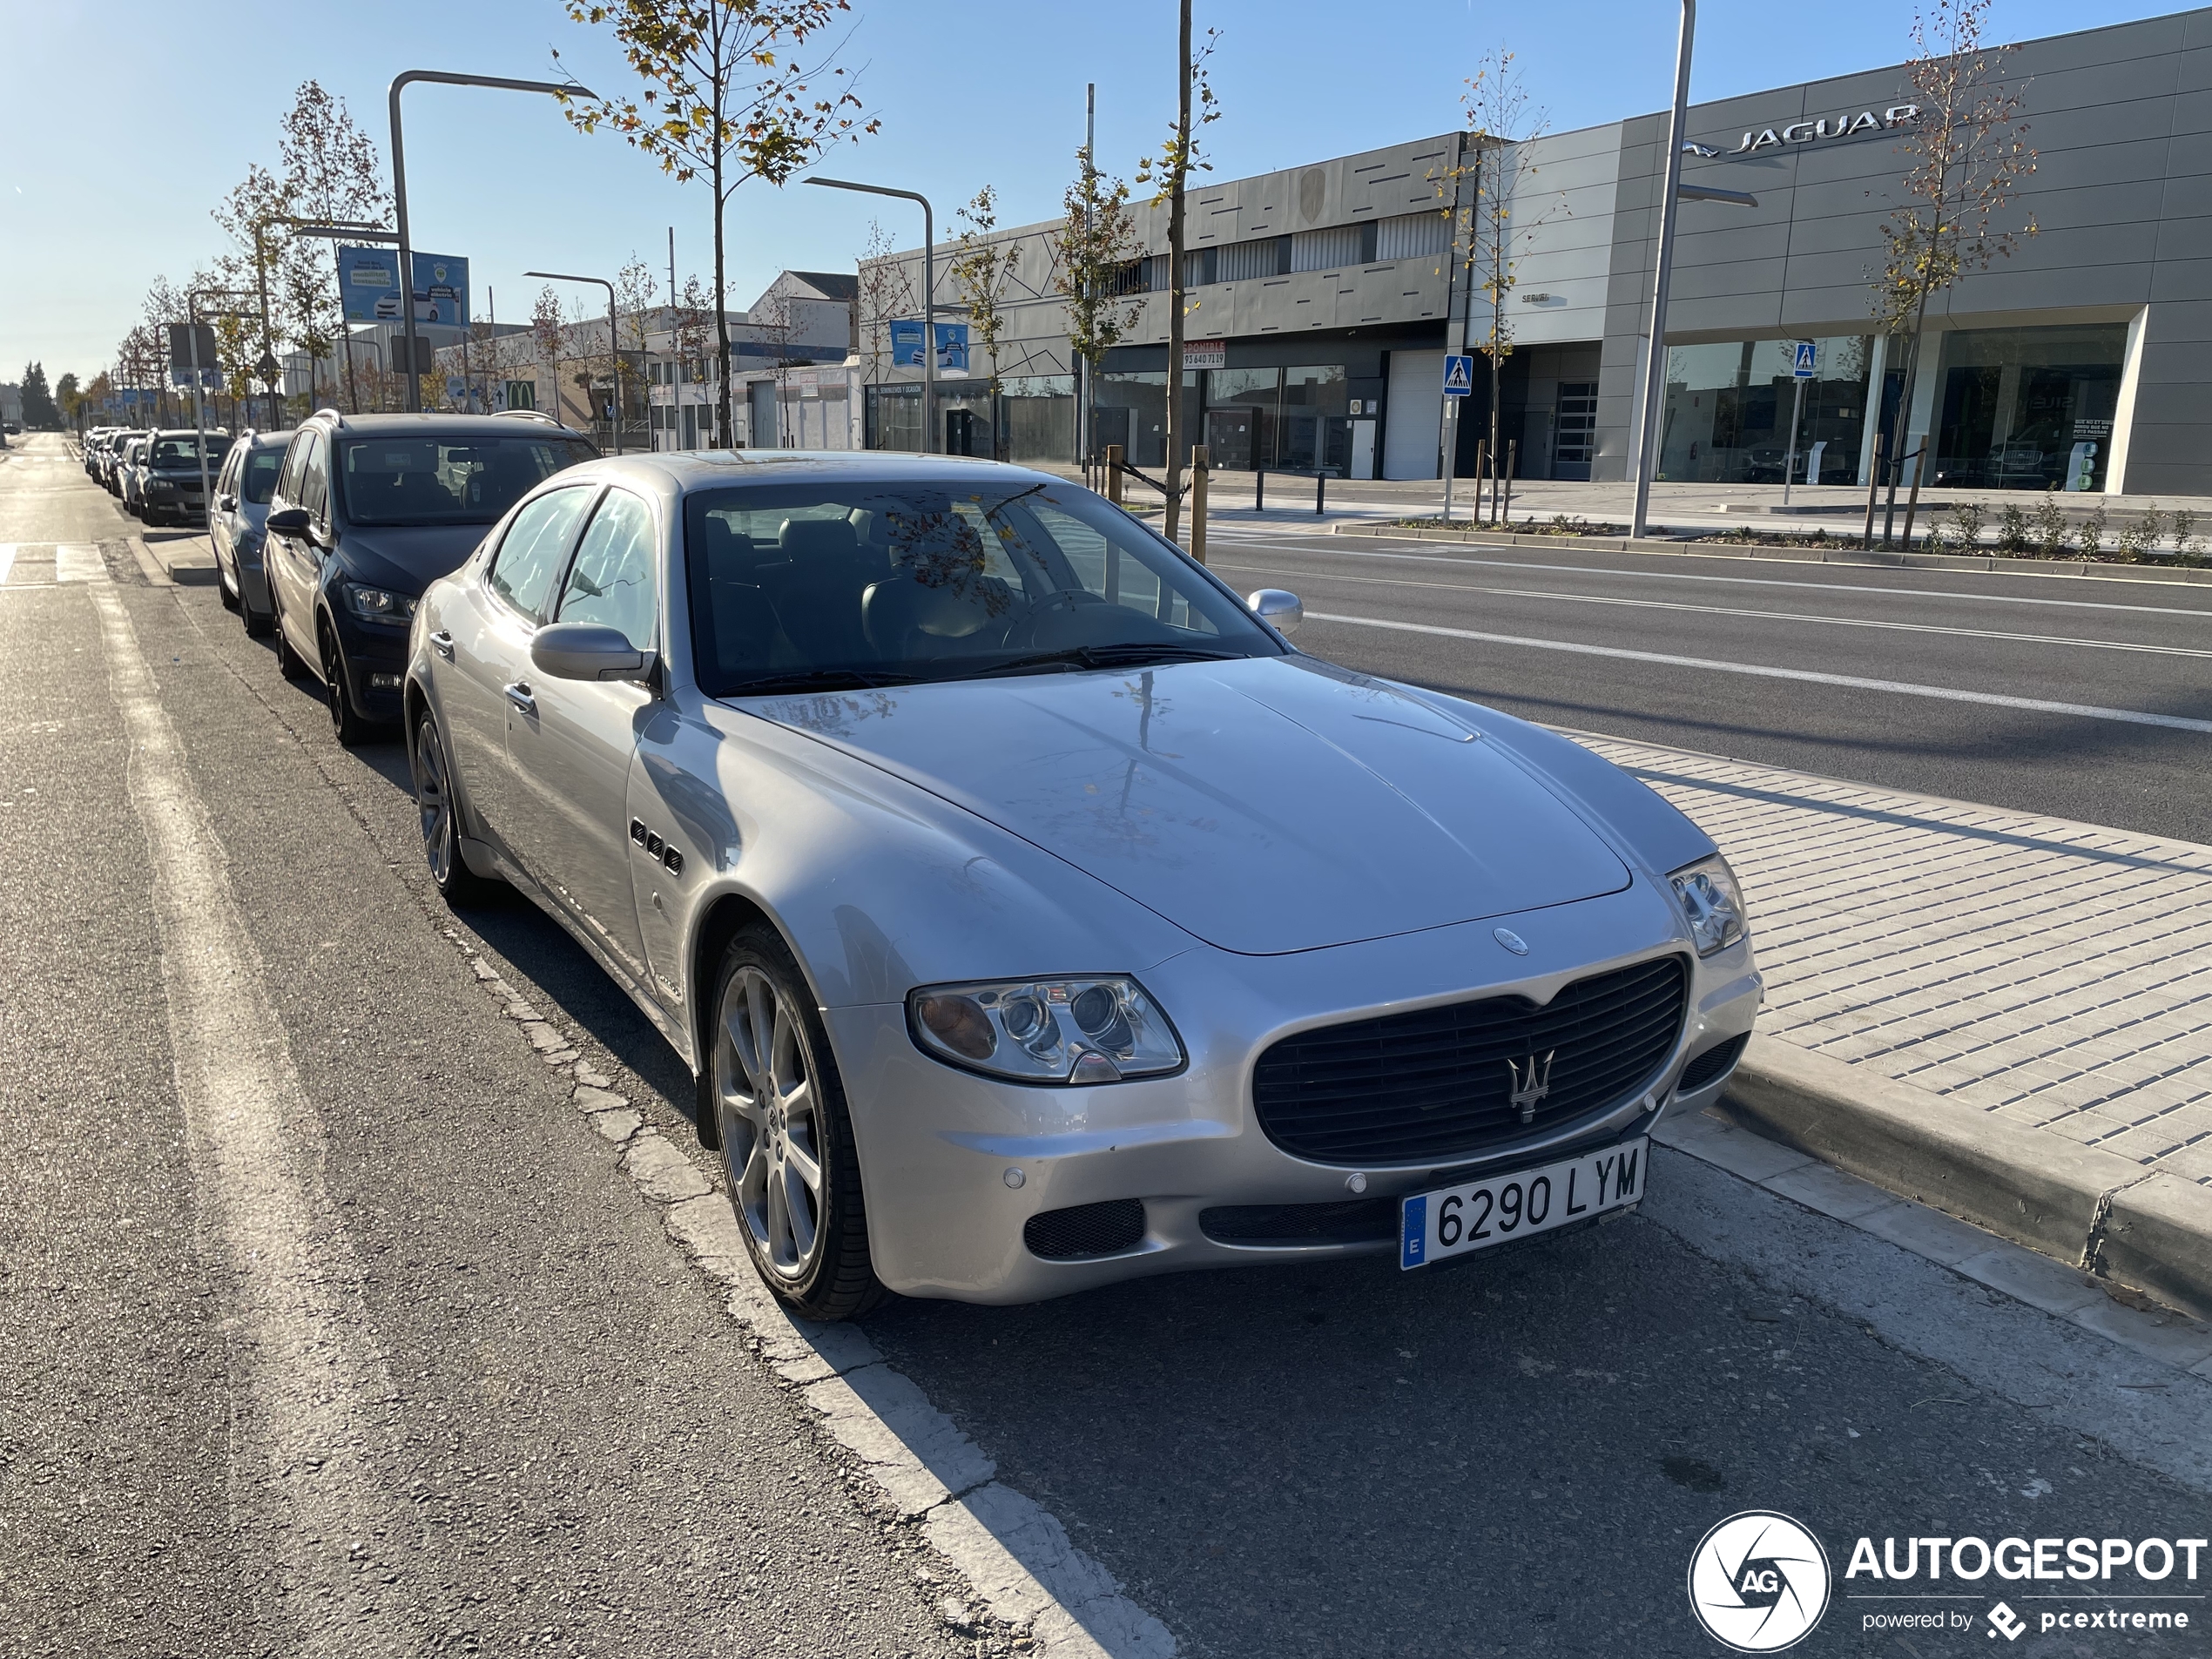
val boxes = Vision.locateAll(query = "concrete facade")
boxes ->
[856,8,2212,496]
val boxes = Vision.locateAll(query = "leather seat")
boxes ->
[774,517,883,664]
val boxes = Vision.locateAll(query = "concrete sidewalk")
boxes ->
[1581,733,2212,1318]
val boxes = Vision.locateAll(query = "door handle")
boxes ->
[502,681,536,714]
[429,630,455,660]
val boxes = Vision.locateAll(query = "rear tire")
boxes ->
[410,708,496,907]
[218,558,241,612]
[709,927,885,1321]
[271,585,308,680]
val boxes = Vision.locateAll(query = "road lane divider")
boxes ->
[89,581,415,1657]
[1303,610,2212,734]
[1213,561,2212,657]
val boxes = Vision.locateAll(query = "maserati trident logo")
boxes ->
[1507,1051,1554,1123]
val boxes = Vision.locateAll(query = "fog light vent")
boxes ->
[1023,1199,1145,1261]
[1678,1032,1750,1093]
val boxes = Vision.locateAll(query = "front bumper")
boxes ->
[321,594,414,718]
[830,878,1761,1304]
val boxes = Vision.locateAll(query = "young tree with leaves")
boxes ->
[277,80,391,415]
[1053,149,1143,480]
[615,253,660,429]
[947,186,1022,459]
[1454,51,1554,522]
[1135,3,1220,540]
[532,284,568,421]
[855,220,913,389]
[1874,0,2036,543]
[556,0,873,447]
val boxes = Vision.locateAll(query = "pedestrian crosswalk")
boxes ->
[0,544,111,585]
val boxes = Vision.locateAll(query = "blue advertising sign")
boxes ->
[340,246,469,326]
[890,320,970,373]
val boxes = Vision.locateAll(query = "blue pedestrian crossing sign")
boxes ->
[1442,354,1475,397]
[1791,341,1817,379]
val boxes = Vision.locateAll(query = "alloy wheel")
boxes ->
[412,718,457,884]
[715,967,825,1278]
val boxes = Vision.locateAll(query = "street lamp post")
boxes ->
[1630,0,1696,542]
[389,70,592,413]
[804,176,939,454]
[525,270,622,453]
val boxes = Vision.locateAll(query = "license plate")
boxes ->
[1399,1137,1647,1269]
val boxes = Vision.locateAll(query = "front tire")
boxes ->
[410,708,497,906]
[710,927,884,1321]
[319,622,375,747]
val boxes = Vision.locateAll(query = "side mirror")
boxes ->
[1247,588,1303,637]
[266,506,311,537]
[531,621,657,684]
[218,494,239,512]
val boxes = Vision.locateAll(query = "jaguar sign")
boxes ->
[1722,104,1919,153]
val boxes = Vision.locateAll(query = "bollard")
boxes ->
[1255,469,1266,512]
[1106,443,1124,508]
[1190,444,1210,563]
[1862,433,1884,550]
[1503,441,1517,529]
[1473,442,1488,526]
[1315,471,1325,516]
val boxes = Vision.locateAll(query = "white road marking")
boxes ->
[1233,537,2212,617]
[1305,610,2212,734]
[0,545,14,583]
[90,582,412,1656]
[1217,560,2212,657]
[57,544,106,583]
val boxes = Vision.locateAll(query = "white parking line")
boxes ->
[90,582,414,1656]
[0,545,14,584]
[1215,560,2212,657]
[1305,610,2212,734]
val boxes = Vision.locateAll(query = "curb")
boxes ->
[1324,521,2212,585]
[1722,1034,2212,1321]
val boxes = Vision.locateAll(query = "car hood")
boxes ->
[743,655,1633,956]
[335,524,489,594]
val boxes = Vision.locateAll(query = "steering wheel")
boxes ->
[1001,587,1109,650]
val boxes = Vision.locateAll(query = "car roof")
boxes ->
[568,448,1072,499]
[304,410,591,441]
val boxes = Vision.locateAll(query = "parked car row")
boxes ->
[194,409,1762,1320]
[80,424,227,523]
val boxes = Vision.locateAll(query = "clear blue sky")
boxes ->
[0,0,2173,385]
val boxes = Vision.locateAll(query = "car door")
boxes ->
[502,485,659,988]
[270,431,326,660]
[209,446,241,577]
[433,483,599,848]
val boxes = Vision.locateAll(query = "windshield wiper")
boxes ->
[959,643,1246,679]
[719,666,921,697]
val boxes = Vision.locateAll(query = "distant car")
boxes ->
[135,429,232,526]
[263,410,597,744]
[118,437,153,513]
[402,451,1760,1319]
[99,429,145,494]
[210,426,293,634]
[83,427,119,475]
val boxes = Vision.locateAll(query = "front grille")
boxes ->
[1251,954,1689,1165]
[1677,1032,1750,1093]
[1023,1199,1146,1261]
[1200,1198,1398,1246]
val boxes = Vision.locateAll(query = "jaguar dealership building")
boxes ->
[858,8,2212,498]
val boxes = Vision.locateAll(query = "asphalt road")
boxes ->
[1200,521,2212,845]
[3,435,2207,1658]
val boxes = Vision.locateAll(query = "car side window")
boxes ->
[555,489,658,651]
[274,435,306,503]
[300,434,329,522]
[489,486,596,622]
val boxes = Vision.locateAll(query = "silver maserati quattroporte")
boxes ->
[404,450,1759,1318]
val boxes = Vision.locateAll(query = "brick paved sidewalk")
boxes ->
[1575,734,2212,1190]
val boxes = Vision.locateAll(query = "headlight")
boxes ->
[148,479,177,494]
[1669,855,1747,955]
[907,975,1184,1084]
[343,583,417,624]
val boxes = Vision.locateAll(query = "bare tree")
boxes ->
[1453,50,1557,522]
[556,0,873,447]
[616,253,659,430]
[855,219,913,388]
[276,80,392,415]
[1053,148,1144,478]
[1872,0,2037,543]
[947,186,1022,459]
[1134,3,1221,541]
[533,284,567,422]
[747,280,799,445]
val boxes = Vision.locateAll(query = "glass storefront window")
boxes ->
[1205,368,1278,470]
[1931,323,2125,492]
[1003,374,1074,464]
[1657,336,1871,486]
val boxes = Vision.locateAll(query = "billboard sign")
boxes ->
[890,320,970,373]
[340,246,469,326]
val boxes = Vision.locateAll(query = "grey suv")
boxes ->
[264,410,597,744]
[132,429,232,525]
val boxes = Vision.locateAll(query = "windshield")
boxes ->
[684,478,1284,696]
[242,450,283,505]
[334,434,597,527]
[150,437,223,469]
